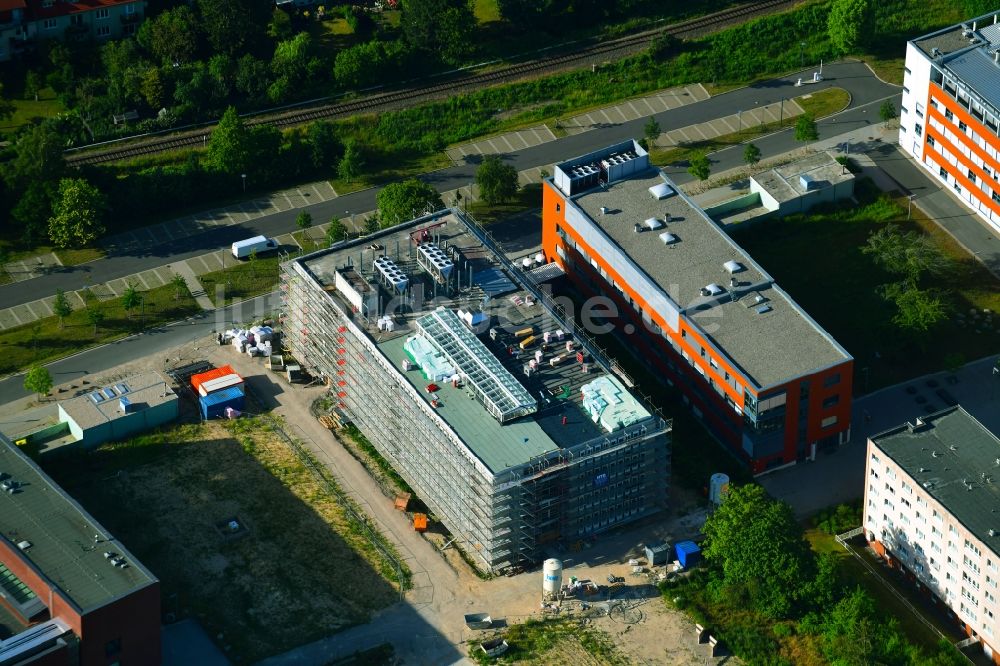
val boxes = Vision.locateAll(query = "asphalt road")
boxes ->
[0,61,898,312]
[0,292,280,406]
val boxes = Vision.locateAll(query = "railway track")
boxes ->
[65,0,794,166]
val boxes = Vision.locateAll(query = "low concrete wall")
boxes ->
[703,192,761,218]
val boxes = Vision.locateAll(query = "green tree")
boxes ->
[48,178,107,248]
[743,143,762,166]
[496,0,551,26]
[235,54,270,102]
[248,248,258,278]
[862,224,951,285]
[207,106,251,174]
[338,140,364,183]
[879,99,897,127]
[363,215,380,235]
[296,211,313,240]
[827,0,875,54]
[53,289,72,329]
[197,0,272,56]
[23,365,53,400]
[701,484,816,618]
[307,121,340,169]
[170,274,189,301]
[644,116,661,146]
[138,5,201,64]
[270,32,313,85]
[121,281,141,319]
[24,71,41,102]
[326,217,348,246]
[687,152,711,181]
[401,0,476,66]
[795,113,819,142]
[12,181,57,243]
[879,282,949,333]
[475,155,519,206]
[267,7,293,40]
[376,178,444,227]
[86,307,105,337]
[3,123,65,191]
[140,68,166,110]
[334,40,406,89]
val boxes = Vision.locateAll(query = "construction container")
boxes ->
[674,540,701,569]
[190,366,241,394]
[199,386,245,420]
[394,492,412,511]
[644,540,671,566]
[413,513,428,532]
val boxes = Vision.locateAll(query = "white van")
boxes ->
[231,235,278,259]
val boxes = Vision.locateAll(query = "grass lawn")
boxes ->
[796,87,851,119]
[473,0,501,24]
[467,617,629,665]
[728,182,1000,393]
[199,255,283,306]
[0,282,198,376]
[0,88,63,137]
[43,418,405,663]
[862,0,968,85]
[467,183,541,225]
[291,229,327,253]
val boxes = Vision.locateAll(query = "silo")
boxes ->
[709,473,730,505]
[542,558,563,595]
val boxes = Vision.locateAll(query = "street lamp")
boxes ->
[737,109,742,136]
[907,193,917,220]
[241,173,247,193]
[800,42,806,68]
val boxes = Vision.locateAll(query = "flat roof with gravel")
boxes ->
[59,372,177,431]
[872,407,1000,557]
[0,433,157,613]
[565,168,850,389]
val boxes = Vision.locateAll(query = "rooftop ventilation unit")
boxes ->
[703,284,724,296]
[373,256,409,294]
[659,231,678,244]
[644,217,664,230]
[599,206,608,215]
[16,541,31,551]
[723,260,745,274]
[755,304,772,314]
[992,529,998,537]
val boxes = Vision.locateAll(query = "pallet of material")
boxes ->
[514,327,534,339]
[519,335,536,350]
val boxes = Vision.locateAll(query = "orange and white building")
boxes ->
[865,407,1000,663]
[900,13,1000,235]
[541,141,853,474]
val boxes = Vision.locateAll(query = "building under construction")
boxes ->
[281,209,671,573]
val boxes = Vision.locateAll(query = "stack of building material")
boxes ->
[580,376,645,433]
[403,335,455,382]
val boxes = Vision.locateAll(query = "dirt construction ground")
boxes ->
[11,334,729,665]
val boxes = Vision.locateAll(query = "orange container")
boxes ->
[413,513,428,532]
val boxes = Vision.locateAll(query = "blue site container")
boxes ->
[199,386,245,420]
[674,540,701,569]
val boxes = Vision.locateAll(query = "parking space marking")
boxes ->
[69,291,88,308]
[187,256,210,275]
[8,306,27,325]
[28,300,50,319]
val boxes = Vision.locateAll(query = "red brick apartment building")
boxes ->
[0,433,159,665]
[899,11,1000,235]
[865,407,1000,663]
[540,140,853,473]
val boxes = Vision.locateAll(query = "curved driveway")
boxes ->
[0,61,898,313]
